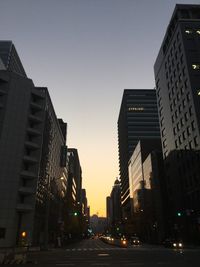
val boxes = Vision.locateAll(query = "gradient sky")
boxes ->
[0,0,199,216]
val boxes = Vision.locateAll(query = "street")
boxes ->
[24,238,200,267]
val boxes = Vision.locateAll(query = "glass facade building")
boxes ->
[118,89,160,218]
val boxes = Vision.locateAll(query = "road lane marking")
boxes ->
[98,253,109,256]
[91,264,110,266]
[56,264,75,266]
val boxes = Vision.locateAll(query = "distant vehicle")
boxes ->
[163,238,183,248]
[130,236,140,245]
[120,237,128,248]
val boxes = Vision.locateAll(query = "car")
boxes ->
[120,237,128,247]
[130,236,141,245]
[163,238,183,248]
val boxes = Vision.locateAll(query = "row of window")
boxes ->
[175,135,199,149]
[185,29,200,35]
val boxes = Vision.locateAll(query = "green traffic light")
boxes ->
[74,212,78,216]
[177,212,181,217]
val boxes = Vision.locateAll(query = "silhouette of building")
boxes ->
[154,4,200,243]
[118,89,160,220]
[0,41,68,247]
[64,148,83,237]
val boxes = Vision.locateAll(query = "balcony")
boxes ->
[16,203,33,213]
[29,114,43,123]
[18,187,35,195]
[23,155,38,164]
[20,170,37,180]
[27,127,41,136]
[25,141,40,150]
[30,102,43,111]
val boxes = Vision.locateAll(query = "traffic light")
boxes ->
[74,212,78,216]
[177,212,182,217]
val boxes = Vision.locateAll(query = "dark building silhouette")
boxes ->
[118,89,160,219]
[0,41,68,247]
[154,4,200,243]
[65,148,83,237]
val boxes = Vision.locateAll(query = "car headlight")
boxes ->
[178,243,183,247]
[173,243,177,247]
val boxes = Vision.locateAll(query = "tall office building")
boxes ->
[154,5,200,242]
[0,41,68,247]
[118,89,160,218]
[154,4,200,156]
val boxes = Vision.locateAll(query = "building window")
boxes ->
[178,104,182,113]
[173,127,177,135]
[182,131,186,140]
[175,140,178,148]
[185,112,189,121]
[191,121,195,131]
[189,106,193,116]
[192,64,200,70]
[180,87,184,94]
[184,79,188,89]
[163,139,167,148]
[0,228,6,239]
[181,118,184,126]
[173,98,177,106]
[187,126,191,136]
[179,135,183,145]
[162,128,166,137]
[185,29,193,34]
[194,136,198,147]
[177,122,181,131]
[189,141,193,149]
[182,67,185,76]
[186,92,191,102]
[182,98,186,107]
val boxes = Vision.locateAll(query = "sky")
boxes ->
[0,0,199,217]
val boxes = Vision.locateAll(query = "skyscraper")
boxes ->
[118,89,160,218]
[154,4,200,157]
[154,4,200,242]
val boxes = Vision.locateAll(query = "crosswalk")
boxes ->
[66,247,142,252]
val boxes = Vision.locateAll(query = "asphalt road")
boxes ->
[24,238,200,267]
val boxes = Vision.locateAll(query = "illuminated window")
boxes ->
[185,29,193,34]
[128,107,144,111]
[192,64,200,70]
